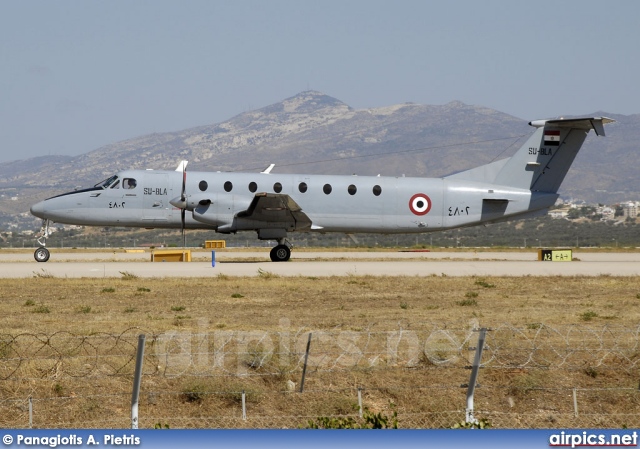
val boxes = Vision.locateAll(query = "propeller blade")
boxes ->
[179,162,187,247]
[181,167,186,202]
[181,209,186,248]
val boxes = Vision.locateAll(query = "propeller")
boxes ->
[169,160,189,248]
[180,166,186,248]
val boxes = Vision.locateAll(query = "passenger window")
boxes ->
[323,184,332,195]
[123,178,137,189]
[348,184,357,195]
[273,182,282,193]
[199,181,208,192]
[224,181,233,192]
[249,182,257,193]
[373,185,382,196]
[298,182,307,193]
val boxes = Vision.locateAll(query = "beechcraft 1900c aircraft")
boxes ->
[29,116,614,262]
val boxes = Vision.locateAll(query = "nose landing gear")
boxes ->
[34,219,51,262]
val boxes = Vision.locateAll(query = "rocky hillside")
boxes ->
[0,91,638,224]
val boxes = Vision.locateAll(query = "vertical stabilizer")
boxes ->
[459,117,614,192]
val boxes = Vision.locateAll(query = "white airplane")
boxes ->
[30,116,614,262]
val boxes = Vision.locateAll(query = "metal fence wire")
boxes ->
[0,323,639,428]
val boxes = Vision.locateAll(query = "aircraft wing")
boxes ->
[236,193,312,231]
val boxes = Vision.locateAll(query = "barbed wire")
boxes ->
[1,324,640,429]
[1,324,639,381]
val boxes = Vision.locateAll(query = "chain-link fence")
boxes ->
[0,324,638,428]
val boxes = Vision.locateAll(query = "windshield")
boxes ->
[94,175,119,189]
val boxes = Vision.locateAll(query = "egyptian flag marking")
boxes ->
[544,130,561,146]
[409,193,432,216]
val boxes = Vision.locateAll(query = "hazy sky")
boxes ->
[1,0,638,163]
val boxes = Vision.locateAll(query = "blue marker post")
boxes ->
[211,250,215,267]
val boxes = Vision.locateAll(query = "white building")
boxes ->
[623,201,638,219]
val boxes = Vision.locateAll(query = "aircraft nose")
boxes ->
[30,201,46,218]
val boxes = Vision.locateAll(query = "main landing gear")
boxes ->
[269,239,292,262]
[34,219,51,263]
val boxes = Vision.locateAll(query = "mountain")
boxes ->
[0,91,638,225]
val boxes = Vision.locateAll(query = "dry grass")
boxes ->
[1,275,640,428]
[1,275,639,333]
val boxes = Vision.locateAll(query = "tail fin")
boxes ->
[447,116,614,192]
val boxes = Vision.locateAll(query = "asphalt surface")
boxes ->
[1,249,639,278]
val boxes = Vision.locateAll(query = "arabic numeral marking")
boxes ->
[448,206,470,216]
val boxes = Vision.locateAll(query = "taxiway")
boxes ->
[1,250,638,278]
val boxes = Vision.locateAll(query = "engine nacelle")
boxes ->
[190,195,252,228]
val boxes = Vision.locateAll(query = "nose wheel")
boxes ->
[34,246,50,263]
[34,219,51,262]
[269,243,291,262]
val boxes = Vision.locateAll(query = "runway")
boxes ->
[1,249,639,278]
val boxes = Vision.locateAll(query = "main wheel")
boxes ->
[270,245,291,262]
[34,246,50,263]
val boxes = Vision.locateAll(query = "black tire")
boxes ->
[270,245,291,262]
[34,246,50,263]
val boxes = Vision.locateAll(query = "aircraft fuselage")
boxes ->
[31,169,555,234]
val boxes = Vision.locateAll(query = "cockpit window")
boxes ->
[123,178,137,189]
[95,175,119,189]
[110,180,121,189]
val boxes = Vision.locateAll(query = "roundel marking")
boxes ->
[409,193,432,216]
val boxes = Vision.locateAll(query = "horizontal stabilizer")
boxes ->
[529,117,615,136]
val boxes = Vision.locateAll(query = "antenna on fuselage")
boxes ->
[261,164,275,174]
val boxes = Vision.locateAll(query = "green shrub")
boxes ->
[307,406,398,429]
[580,310,598,321]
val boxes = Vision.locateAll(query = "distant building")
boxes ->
[549,210,569,219]
[600,206,615,220]
[623,201,638,219]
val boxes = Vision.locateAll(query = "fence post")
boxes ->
[465,328,487,425]
[131,334,146,429]
[573,388,579,417]
[28,396,32,428]
[357,388,363,418]
[299,333,312,393]
[242,390,247,421]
